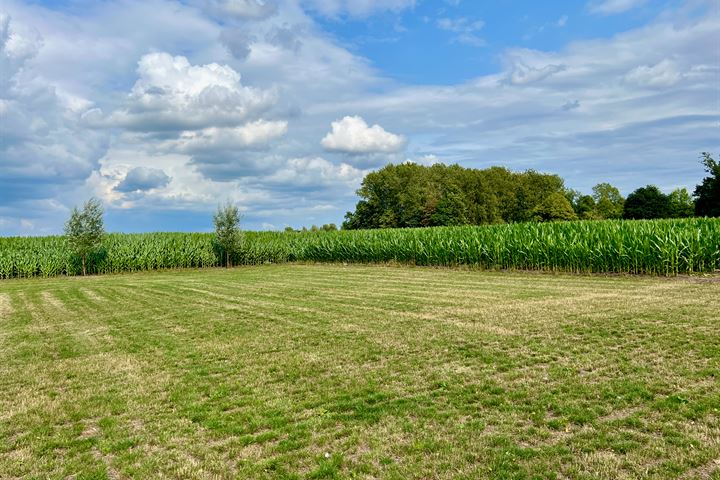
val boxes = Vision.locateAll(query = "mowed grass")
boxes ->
[0,265,719,479]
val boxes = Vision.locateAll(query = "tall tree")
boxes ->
[566,189,598,219]
[532,192,578,222]
[667,188,695,218]
[213,202,243,267]
[64,198,105,276]
[694,152,720,217]
[623,185,670,220]
[577,195,598,219]
[429,185,469,226]
[592,183,624,219]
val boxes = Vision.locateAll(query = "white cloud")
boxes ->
[0,13,42,86]
[115,167,171,192]
[507,62,567,85]
[162,120,288,153]
[454,33,486,47]
[437,17,485,46]
[624,59,682,87]
[588,0,647,15]
[321,116,406,154]
[556,15,568,27]
[201,0,278,19]
[265,157,364,187]
[0,13,108,213]
[103,53,277,131]
[436,17,484,33]
[303,0,416,17]
[220,29,256,60]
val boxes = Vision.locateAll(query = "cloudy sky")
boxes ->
[0,0,718,234]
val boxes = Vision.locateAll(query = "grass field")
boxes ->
[1,265,719,479]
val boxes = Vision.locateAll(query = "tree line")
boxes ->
[342,153,719,229]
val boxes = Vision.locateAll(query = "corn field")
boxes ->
[1,218,719,279]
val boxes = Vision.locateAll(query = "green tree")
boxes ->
[531,192,578,222]
[667,188,695,218]
[512,170,566,222]
[592,183,624,219]
[429,186,469,226]
[623,185,670,219]
[213,202,242,268]
[343,163,572,229]
[64,198,105,276]
[576,195,598,219]
[566,189,597,219]
[694,152,720,217]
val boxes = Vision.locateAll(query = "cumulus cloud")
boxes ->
[115,167,171,192]
[0,13,42,88]
[0,13,107,210]
[588,0,647,15]
[162,120,288,153]
[321,116,406,154]
[264,157,364,188]
[92,51,289,185]
[102,53,277,132]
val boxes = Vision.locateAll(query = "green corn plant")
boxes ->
[0,218,719,279]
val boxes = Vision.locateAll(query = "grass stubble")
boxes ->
[0,264,718,479]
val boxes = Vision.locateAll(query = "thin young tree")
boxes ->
[64,198,105,276]
[213,202,242,268]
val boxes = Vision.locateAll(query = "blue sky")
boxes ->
[316,1,681,84]
[0,0,718,234]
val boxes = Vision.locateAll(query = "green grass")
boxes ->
[1,264,719,479]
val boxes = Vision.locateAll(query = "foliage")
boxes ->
[667,188,695,218]
[531,192,577,222]
[694,152,720,217]
[575,194,598,219]
[623,185,671,220]
[342,163,570,229]
[63,198,105,275]
[592,183,625,219]
[213,202,243,267]
[2,218,719,278]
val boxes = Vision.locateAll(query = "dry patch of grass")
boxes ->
[0,292,11,318]
[0,264,719,479]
